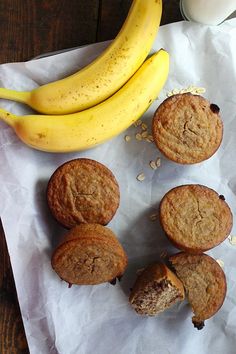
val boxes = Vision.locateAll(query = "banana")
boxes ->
[0,0,162,114]
[0,50,169,153]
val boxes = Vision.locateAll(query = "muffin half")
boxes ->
[169,252,227,329]
[129,263,185,315]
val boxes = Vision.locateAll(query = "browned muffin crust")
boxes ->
[52,224,128,285]
[152,93,223,164]
[47,158,120,228]
[169,253,227,329]
[160,184,233,253]
[129,263,185,316]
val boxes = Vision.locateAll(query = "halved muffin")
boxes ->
[169,252,227,329]
[129,263,185,315]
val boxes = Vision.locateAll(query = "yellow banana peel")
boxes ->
[0,0,162,114]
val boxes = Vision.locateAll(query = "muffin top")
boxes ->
[160,184,233,253]
[152,93,223,164]
[169,252,227,329]
[47,158,120,228]
[51,224,128,285]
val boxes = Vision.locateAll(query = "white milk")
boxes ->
[180,0,236,25]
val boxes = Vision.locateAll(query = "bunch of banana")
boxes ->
[0,0,170,153]
[0,50,169,152]
[0,0,163,114]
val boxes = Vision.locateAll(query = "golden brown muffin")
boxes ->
[152,93,223,164]
[47,158,120,228]
[160,184,233,253]
[129,263,185,316]
[169,252,227,329]
[51,224,128,285]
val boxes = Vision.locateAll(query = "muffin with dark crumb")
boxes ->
[160,184,233,253]
[169,252,227,329]
[129,263,185,316]
[152,93,223,164]
[47,158,120,228]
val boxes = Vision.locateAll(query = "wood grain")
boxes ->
[0,0,182,352]
[0,0,100,63]
[0,220,29,354]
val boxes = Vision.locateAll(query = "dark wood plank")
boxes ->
[162,0,183,25]
[0,0,100,64]
[0,221,29,354]
[97,0,182,41]
[97,0,132,41]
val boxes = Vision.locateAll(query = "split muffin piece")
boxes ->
[129,263,185,315]
[169,252,227,330]
[52,224,127,285]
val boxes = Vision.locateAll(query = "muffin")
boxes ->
[169,252,227,329]
[152,93,223,164]
[47,158,120,228]
[160,184,233,253]
[129,263,185,316]
[51,224,128,285]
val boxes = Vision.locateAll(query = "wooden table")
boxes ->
[0,1,182,353]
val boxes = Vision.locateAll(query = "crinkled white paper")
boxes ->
[0,20,236,354]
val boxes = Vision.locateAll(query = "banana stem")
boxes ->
[0,88,30,104]
[0,108,17,127]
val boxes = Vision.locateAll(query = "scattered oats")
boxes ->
[148,134,154,142]
[156,157,161,167]
[187,85,194,91]
[136,173,145,182]
[149,160,157,170]
[136,268,145,275]
[145,137,152,143]
[124,135,131,142]
[172,89,180,95]
[135,133,142,141]
[141,131,148,138]
[167,86,206,98]
[216,259,224,268]
[149,213,158,221]
[196,87,206,94]
[136,119,142,126]
[160,250,168,258]
[133,119,142,127]
[141,123,148,131]
[228,235,236,245]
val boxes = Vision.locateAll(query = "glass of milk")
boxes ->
[180,0,236,25]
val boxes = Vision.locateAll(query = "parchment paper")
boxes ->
[0,20,236,354]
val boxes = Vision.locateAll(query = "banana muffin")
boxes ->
[160,184,233,253]
[169,252,227,329]
[47,158,120,228]
[152,93,223,164]
[52,224,128,285]
[129,263,185,316]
